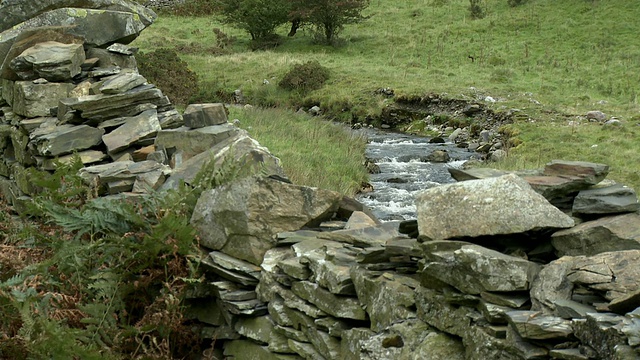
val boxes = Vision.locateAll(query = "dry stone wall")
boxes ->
[187,160,640,360]
[0,0,283,208]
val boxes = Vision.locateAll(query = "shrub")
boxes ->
[507,0,527,7]
[136,48,199,107]
[278,61,331,93]
[490,68,515,83]
[249,33,285,51]
[469,0,485,19]
[212,0,290,41]
[289,0,371,44]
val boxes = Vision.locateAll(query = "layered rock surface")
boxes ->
[0,0,283,203]
[183,160,639,359]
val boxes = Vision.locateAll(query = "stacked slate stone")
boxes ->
[411,161,640,360]
[0,0,285,206]
[0,0,177,199]
[186,160,640,360]
[142,0,187,11]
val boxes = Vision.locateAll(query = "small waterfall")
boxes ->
[357,130,477,221]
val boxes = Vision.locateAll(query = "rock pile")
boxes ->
[0,0,283,205]
[185,159,640,359]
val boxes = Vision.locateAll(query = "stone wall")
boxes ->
[140,0,186,11]
[186,161,640,359]
[0,0,283,209]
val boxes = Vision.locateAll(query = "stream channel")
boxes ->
[356,129,478,221]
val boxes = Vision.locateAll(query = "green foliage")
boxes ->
[469,0,485,19]
[230,107,368,194]
[289,0,371,43]
[211,0,291,41]
[0,153,253,358]
[136,48,199,106]
[507,0,528,7]
[278,61,330,93]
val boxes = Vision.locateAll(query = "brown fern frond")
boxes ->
[49,309,87,327]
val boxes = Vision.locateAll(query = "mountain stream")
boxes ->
[356,129,478,221]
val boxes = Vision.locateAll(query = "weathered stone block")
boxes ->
[183,103,228,128]
[10,41,85,81]
[13,80,74,117]
[34,124,104,156]
[190,176,341,265]
[551,213,640,256]
[101,109,160,154]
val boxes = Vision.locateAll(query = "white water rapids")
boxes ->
[356,130,478,221]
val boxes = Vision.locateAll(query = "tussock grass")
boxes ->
[229,107,368,194]
[494,119,640,188]
[134,0,640,189]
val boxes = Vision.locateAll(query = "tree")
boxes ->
[212,0,290,41]
[289,0,370,43]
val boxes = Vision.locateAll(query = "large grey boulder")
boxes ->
[551,213,640,256]
[0,0,157,33]
[190,176,342,265]
[416,173,574,240]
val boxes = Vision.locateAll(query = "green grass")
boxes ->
[492,120,640,187]
[133,0,640,189]
[229,107,368,194]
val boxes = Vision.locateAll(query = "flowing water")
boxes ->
[356,129,478,221]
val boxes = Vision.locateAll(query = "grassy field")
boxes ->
[229,107,368,194]
[133,0,640,189]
